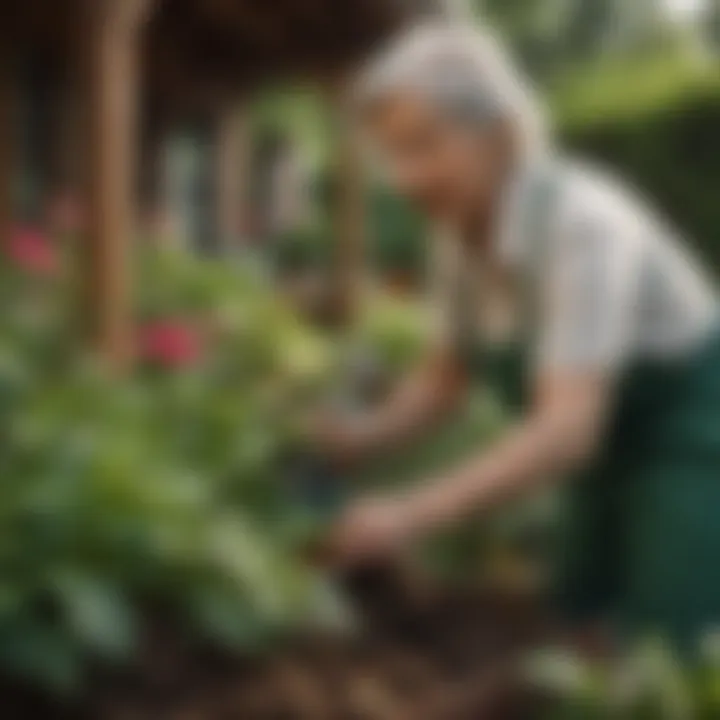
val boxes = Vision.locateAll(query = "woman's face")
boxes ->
[364,92,504,222]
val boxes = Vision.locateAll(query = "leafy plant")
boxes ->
[0,235,507,694]
[0,242,349,692]
[527,637,720,719]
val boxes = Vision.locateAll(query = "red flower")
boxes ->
[6,227,59,277]
[139,320,204,369]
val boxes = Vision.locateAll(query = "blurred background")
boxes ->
[0,1,719,718]
[5,0,719,316]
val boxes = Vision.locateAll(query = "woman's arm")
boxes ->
[421,178,647,522]
[327,371,612,564]
[329,186,644,564]
[407,370,610,529]
[316,347,468,466]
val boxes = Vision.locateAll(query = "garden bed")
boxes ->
[2,568,552,720]
[0,242,555,719]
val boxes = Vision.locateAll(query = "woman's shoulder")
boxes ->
[507,156,656,280]
[507,156,641,244]
[552,157,648,227]
[503,155,668,272]
[530,157,664,263]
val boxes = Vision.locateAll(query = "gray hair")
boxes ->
[355,21,548,157]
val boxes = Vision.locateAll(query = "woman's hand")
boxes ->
[306,412,370,469]
[327,493,428,566]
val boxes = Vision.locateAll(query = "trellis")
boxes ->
[0,0,450,371]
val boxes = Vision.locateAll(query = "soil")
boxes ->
[1,566,556,720]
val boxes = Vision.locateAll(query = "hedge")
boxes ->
[557,56,720,270]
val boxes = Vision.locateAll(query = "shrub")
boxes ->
[558,56,720,269]
[0,245,348,692]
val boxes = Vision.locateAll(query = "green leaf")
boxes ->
[0,620,83,694]
[55,573,138,661]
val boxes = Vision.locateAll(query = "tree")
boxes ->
[562,0,617,58]
[477,0,576,82]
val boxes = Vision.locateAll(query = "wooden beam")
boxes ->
[47,72,83,235]
[82,0,153,371]
[142,0,413,99]
[327,84,366,326]
[0,43,17,248]
[49,12,87,206]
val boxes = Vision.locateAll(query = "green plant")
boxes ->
[354,293,433,377]
[269,224,333,275]
[527,637,720,719]
[0,245,349,692]
[312,173,428,282]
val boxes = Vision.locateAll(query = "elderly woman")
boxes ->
[317,21,720,651]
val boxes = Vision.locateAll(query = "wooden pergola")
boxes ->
[0,0,450,371]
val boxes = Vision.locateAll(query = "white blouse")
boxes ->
[430,159,718,374]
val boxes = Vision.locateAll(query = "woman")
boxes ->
[318,22,720,651]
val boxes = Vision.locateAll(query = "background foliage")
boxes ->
[559,55,720,269]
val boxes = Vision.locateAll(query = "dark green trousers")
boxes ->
[542,328,720,653]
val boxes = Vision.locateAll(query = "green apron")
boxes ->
[456,169,720,654]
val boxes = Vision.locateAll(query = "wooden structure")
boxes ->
[1,0,448,369]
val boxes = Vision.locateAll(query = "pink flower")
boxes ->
[139,320,204,369]
[6,227,59,277]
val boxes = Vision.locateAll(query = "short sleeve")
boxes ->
[534,188,646,374]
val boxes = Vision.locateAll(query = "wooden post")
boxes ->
[328,85,366,326]
[82,0,153,371]
[54,80,81,191]
[48,74,84,234]
[0,43,16,247]
[215,102,251,255]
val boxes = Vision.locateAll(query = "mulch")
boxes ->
[1,566,557,720]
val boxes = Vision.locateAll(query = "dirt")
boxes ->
[1,566,556,720]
